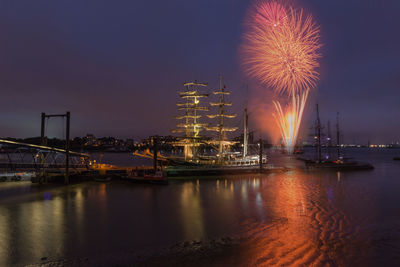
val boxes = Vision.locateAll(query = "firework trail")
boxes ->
[273,89,309,154]
[242,1,321,153]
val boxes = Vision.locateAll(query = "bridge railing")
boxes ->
[0,139,90,173]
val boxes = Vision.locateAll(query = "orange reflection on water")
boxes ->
[98,183,107,197]
[244,173,323,266]
[240,170,378,266]
[179,182,205,240]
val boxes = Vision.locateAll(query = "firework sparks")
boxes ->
[242,1,322,153]
[243,4,321,96]
[273,89,309,153]
[254,2,288,28]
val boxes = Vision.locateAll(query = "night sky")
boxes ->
[0,0,399,144]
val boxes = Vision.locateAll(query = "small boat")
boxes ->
[123,170,168,185]
[305,159,374,171]
[294,149,304,155]
[143,171,168,184]
[93,176,112,182]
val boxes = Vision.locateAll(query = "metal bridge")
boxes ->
[0,139,90,177]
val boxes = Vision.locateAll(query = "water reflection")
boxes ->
[97,183,108,222]
[179,182,205,240]
[0,196,66,265]
[0,183,112,266]
[0,163,396,266]
[0,207,9,264]
[75,188,84,247]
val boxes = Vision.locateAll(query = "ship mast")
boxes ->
[336,112,340,159]
[207,75,238,163]
[327,120,332,159]
[316,104,322,163]
[172,81,209,161]
[243,85,249,157]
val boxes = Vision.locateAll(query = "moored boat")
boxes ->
[93,176,112,182]
[305,159,374,171]
[304,107,373,171]
[123,170,168,185]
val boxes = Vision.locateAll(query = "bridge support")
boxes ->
[41,112,71,184]
[66,112,70,184]
[41,113,46,146]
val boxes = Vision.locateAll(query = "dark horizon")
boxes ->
[1,0,399,143]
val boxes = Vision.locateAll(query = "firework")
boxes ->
[253,2,288,28]
[273,89,309,153]
[243,4,321,96]
[242,1,322,153]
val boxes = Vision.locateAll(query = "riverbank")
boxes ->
[29,237,243,267]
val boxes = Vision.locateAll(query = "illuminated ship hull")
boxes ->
[164,155,271,177]
[164,163,272,177]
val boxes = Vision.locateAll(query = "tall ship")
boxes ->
[163,76,269,176]
[206,76,238,163]
[171,81,210,162]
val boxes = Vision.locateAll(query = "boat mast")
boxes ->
[218,76,224,156]
[327,120,332,159]
[316,104,322,162]
[336,112,340,159]
[207,75,238,163]
[243,85,249,157]
[172,81,209,161]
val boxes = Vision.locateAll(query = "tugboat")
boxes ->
[304,106,373,171]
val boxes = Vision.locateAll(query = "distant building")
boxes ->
[85,134,97,146]
[126,139,134,147]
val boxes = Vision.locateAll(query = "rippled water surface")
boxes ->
[1,149,400,266]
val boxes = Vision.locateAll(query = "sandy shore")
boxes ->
[28,237,243,267]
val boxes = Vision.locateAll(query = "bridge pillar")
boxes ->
[65,112,70,184]
[41,112,46,146]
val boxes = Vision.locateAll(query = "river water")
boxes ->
[1,148,400,266]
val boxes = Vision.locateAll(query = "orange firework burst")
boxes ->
[242,1,322,153]
[243,4,321,96]
[254,2,288,28]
